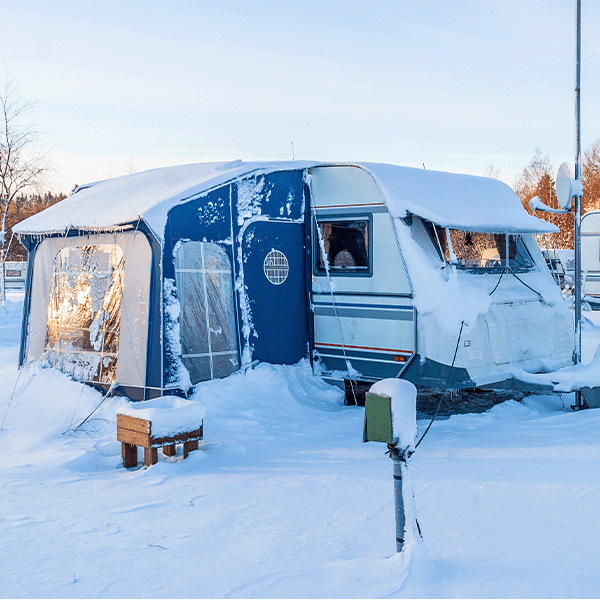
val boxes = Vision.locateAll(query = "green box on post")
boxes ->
[363,392,394,443]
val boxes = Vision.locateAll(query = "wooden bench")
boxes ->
[117,413,204,468]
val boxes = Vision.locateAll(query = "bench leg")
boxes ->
[122,442,138,468]
[183,440,199,459]
[163,444,176,457]
[144,447,158,467]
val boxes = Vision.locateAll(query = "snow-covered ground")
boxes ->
[2,291,600,598]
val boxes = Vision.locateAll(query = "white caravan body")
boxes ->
[309,164,574,389]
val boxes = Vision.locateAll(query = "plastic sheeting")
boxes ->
[174,242,239,384]
[26,231,152,389]
[45,245,124,383]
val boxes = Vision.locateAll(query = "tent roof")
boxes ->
[14,161,316,241]
[14,160,556,241]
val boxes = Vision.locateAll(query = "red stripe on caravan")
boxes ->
[315,342,412,354]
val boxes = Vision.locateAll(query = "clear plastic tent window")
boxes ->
[45,244,124,383]
[174,242,239,384]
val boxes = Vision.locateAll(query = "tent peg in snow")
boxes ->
[13,161,574,403]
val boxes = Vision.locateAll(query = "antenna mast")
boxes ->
[574,0,583,408]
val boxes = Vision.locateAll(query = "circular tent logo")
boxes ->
[264,249,289,285]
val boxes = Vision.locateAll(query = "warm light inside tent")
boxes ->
[45,244,124,383]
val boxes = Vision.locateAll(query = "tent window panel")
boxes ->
[211,354,241,379]
[175,242,239,385]
[177,270,208,357]
[316,219,369,272]
[45,244,124,383]
[184,356,212,385]
[425,223,534,271]
[205,271,239,355]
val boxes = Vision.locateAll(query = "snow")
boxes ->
[512,315,600,392]
[163,278,192,391]
[528,195,568,214]
[363,163,557,234]
[392,216,494,337]
[3,294,600,598]
[572,177,584,197]
[118,396,206,438]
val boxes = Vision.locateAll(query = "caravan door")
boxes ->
[311,208,415,382]
[240,220,309,365]
[308,165,416,386]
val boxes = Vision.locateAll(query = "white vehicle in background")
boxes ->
[581,211,600,308]
[556,249,575,280]
[3,261,28,291]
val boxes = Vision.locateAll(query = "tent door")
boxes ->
[174,241,240,384]
[241,220,309,364]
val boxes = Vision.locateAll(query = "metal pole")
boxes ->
[574,0,583,409]
[392,452,406,552]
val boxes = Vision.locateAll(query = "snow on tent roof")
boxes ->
[14,160,557,240]
[361,163,558,234]
[13,160,319,241]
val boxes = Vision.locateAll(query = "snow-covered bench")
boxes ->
[117,396,206,468]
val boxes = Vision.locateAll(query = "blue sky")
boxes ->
[1,0,599,193]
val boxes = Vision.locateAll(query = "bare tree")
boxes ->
[514,149,574,249]
[0,78,48,302]
[484,165,500,179]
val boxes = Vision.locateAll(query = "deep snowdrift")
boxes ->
[1,292,600,598]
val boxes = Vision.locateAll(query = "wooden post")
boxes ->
[122,442,138,468]
[163,444,176,457]
[183,440,199,458]
[144,447,158,467]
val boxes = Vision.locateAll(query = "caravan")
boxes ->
[14,161,573,402]
[581,210,600,307]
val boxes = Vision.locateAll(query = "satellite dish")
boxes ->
[556,162,573,210]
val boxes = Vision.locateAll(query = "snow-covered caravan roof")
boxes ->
[362,163,557,234]
[14,160,556,240]
[13,160,319,242]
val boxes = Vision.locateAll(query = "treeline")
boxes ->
[5,192,66,261]
[514,140,600,249]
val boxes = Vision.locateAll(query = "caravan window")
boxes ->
[425,223,534,271]
[45,244,124,383]
[315,218,370,273]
